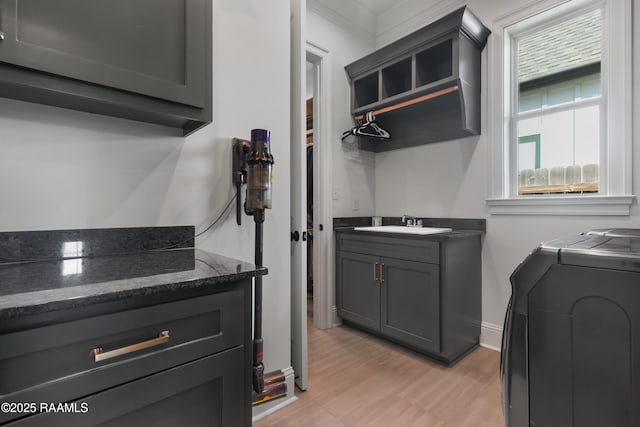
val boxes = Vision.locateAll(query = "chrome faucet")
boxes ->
[401,215,414,225]
[401,215,423,227]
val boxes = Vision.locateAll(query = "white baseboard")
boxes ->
[480,321,503,352]
[331,305,341,327]
[251,366,297,422]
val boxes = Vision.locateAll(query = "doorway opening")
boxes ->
[305,63,314,323]
[290,34,333,393]
[306,41,333,332]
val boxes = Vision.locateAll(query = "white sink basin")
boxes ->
[354,226,453,235]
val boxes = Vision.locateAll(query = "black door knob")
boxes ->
[291,231,300,242]
[302,232,307,242]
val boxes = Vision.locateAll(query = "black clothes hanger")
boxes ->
[341,112,391,143]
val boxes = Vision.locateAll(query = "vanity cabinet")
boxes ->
[0,0,212,135]
[336,231,481,365]
[0,283,251,427]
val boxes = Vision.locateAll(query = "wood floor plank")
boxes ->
[254,323,505,427]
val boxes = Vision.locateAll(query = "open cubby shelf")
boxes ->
[416,39,453,87]
[353,71,379,109]
[382,57,412,99]
[345,6,490,152]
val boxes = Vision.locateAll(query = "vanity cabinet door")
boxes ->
[379,258,440,353]
[336,251,381,332]
[0,0,207,108]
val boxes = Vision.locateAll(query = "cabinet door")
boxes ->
[336,251,380,331]
[0,0,207,107]
[8,347,248,427]
[380,258,440,353]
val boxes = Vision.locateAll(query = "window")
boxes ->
[516,8,601,195]
[487,0,633,215]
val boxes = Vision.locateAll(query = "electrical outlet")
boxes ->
[332,188,339,200]
[352,199,359,211]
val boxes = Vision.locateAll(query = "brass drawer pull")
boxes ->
[90,330,170,362]
[380,263,385,283]
[373,262,378,282]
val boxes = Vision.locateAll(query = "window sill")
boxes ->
[486,195,635,216]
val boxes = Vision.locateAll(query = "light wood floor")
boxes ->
[254,320,505,427]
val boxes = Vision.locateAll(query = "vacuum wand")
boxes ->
[243,129,273,394]
[252,209,265,393]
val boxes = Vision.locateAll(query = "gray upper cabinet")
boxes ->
[344,7,490,152]
[0,0,212,135]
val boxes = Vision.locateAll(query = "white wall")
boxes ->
[373,0,640,335]
[306,7,377,217]
[0,0,291,416]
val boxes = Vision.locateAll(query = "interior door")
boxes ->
[289,0,308,391]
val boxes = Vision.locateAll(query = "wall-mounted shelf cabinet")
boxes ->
[0,0,212,136]
[345,7,490,152]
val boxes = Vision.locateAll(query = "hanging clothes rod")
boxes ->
[355,85,459,121]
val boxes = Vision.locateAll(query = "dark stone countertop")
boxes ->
[0,248,265,321]
[0,226,265,321]
[333,216,486,239]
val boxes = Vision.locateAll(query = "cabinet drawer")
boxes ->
[0,289,244,424]
[339,233,439,264]
[7,347,246,427]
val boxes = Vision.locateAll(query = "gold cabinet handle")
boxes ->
[380,263,385,283]
[90,330,170,362]
[373,262,378,282]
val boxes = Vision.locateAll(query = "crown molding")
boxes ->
[307,0,377,42]
[376,0,465,47]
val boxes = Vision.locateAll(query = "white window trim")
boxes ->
[486,0,634,215]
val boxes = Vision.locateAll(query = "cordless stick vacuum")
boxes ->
[232,130,287,405]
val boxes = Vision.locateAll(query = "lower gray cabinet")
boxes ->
[336,231,481,365]
[338,252,380,331]
[380,258,440,354]
[9,347,244,427]
[1,282,252,427]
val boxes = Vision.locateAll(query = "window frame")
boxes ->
[486,0,633,215]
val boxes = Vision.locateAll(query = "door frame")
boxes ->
[290,0,308,391]
[306,40,333,330]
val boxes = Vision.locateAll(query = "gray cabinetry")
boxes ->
[0,0,212,135]
[344,7,490,152]
[0,283,251,427]
[8,348,243,427]
[338,252,380,331]
[380,258,440,354]
[336,231,481,365]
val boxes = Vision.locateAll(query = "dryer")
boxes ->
[502,229,640,427]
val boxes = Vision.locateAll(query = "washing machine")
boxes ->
[501,229,640,427]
